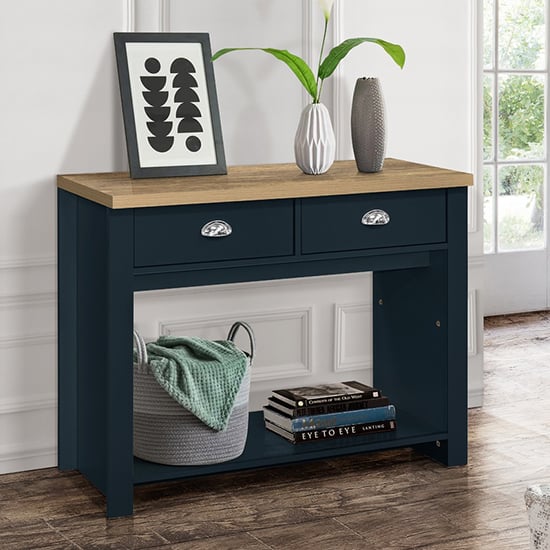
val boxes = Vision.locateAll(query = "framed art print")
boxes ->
[114,33,226,178]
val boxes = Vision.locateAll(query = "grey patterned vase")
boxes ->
[351,77,386,173]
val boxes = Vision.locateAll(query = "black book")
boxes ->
[265,418,397,444]
[267,395,391,417]
[271,381,380,408]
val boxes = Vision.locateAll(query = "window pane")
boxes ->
[484,75,494,160]
[498,74,545,160]
[498,0,546,70]
[484,0,495,69]
[497,164,544,251]
[484,166,496,253]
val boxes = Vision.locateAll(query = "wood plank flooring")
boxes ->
[1,312,548,549]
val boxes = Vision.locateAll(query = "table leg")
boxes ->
[75,200,135,517]
[57,189,78,470]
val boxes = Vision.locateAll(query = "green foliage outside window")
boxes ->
[484,0,546,251]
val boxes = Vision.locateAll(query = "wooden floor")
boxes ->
[1,312,549,549]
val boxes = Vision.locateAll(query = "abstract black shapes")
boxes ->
[144,106,170,123]
[176,103,201,117]
[142,90,169,106]
[142,57,174,153]
[140,76,166,92]
[145,57,161,74]
[174,87,200,103]
[177,118,203,133]
[175,102,203,131]
[172,72,199,88]
[170,57,202,152]
[186,136,202,152]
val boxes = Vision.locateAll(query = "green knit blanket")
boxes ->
[146,335,248,431]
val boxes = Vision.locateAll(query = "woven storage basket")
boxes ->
[133,322,254,466]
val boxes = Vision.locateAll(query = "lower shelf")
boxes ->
[133,411,447,485]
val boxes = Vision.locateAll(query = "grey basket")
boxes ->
[133,322,255,466]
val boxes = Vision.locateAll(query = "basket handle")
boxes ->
[227,321,255,364]
[133,329,148,366]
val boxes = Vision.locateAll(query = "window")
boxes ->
[483,0,546,253]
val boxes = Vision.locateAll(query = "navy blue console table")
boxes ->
[57,158,473,517]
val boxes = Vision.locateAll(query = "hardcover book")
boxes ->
[263,404,396,433]
[267,395,390,417]
[271,381,380,407]
[265,419,397,444]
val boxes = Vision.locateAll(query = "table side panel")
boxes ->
[75,199,135,517]
[372,252,449,440]
[57,189,78,470]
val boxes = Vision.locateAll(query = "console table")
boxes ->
[57,158,472,518]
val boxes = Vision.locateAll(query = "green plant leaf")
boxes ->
[318,38,406,80]
[212,48,318,101]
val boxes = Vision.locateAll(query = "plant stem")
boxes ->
[315,17,329,103]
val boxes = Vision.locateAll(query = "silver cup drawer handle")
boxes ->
[361,209,390,226]
[201,220,233,238]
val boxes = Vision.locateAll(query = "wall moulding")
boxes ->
[0,333,56,350]
[0,395,56,416]
[158,308,313,382]
[468,289,479,357]
[133,0,164,32]
[0,257,55,270]
[334,303,373,373]
[0,292,56,310]
[0,444,57,466]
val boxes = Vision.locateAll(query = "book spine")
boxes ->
[297,397,390,416]
[285,396,390,416]
[303,389,379,406]
[295,419,396,443]
[290,405,396,432]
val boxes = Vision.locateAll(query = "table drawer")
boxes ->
[301,190,446,254]
[134,200,294,267]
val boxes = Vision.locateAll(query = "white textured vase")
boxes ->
[294,103,336,175]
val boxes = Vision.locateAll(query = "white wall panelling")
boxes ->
[125,0,135,32]
[334,304,373,374]
[0,442,56,476]
[331,0,344,158]
[133,0,170,32]
[159,308,313,383]
[468,258,485,407]
[1,1,481,473]
[468,290,479,357]
[0,395,57,474]
[0,396,56,416]
[0,0,126,472]
[134,273,374,411]
[0,259,56,301]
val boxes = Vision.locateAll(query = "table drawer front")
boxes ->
[301,190,446,254]
[134,200,294,267]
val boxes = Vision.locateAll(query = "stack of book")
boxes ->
[263,380,396,444]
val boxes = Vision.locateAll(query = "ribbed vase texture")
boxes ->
[294,103,336,175]
[351,77,386,173]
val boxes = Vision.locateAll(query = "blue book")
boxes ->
[262,404,396,433]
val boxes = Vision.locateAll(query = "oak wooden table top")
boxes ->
[57,158,473,209]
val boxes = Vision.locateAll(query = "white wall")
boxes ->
[0,0,483,474]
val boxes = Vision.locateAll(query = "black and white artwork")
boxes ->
[114,33,226,178]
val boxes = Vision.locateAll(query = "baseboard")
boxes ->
[0,442,56,475]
